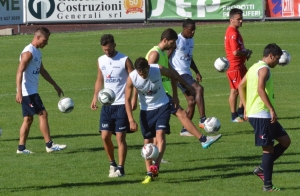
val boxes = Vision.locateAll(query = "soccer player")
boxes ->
[15,27,66,154]
[169,18,206,136]
[146,28,222,147]
[90,34,136,178]
[238,43,291,191]
[224,8,253,122]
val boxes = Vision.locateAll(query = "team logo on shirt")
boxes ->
[259,134,266,140]
[32,68,40,74]
[180,49,192,61]
[105,70,121,83]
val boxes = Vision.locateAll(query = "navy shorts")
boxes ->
[167,94,179,115]
[248,118,288,146]
[177,74,197,93]
[100,104,129,133]
[140,103,171,139]
[21,93,45,117]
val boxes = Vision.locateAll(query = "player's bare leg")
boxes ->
[38,110,51,142]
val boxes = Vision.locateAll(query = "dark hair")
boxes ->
[35,27,51,37]
[263,43,283,57]
[229,8,243,18]
[182,18,195,28]
[134,57,148,71]
[161,28,178,41]
[100,34,115,46]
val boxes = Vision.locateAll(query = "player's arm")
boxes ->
[125,57,138,111]
[16,51,32,104]
[40,62,64,97]
[125,76,138,131]
[168,63,180,107]
[159,65,195,95]
[257,67,277,123]
[190,58,202,82]
[230,33,252,59]
[238,75,247,120]
[91,62,104,110]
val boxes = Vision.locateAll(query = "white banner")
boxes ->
[26,0,146,23]
[0,0,24,25]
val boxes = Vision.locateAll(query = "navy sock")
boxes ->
[46,140,53,148]
[18,145,26,151]
[231,112,238,120]
[262,153,274,186]
[259,144,288,169]
[181,127,187,133]
[110,160,117,167]
[236,107,244,116]
[200,116,206,123]
[147,172,153,177]
[117,165,125,174]
[199,135,207,143]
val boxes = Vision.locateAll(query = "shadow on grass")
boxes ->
[278,116,300,120]
[7,180,141,192]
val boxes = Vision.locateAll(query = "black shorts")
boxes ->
[140,103,171,139]
[248,118,288,146]
[21,93,45,117]
[177,74,197,94]
[100,104,129,133]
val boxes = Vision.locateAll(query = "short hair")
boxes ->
[134,57,148,71]
[263,43,283,57]
[35,27,50,37]
[100,34,115,46]
[182,18,195,28]
[229,8,243,18]
[161,28,178,41]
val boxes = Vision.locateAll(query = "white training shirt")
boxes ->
[98,52,128,105]
[129,64,169,111]
[20,43,42,96]
[170,33,194,76]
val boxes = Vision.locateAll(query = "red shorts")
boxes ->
[226,66,247,89]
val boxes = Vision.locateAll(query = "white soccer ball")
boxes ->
[214,57,230,72]
[141,143,159,160]
[98,88,116,106]
[58,97,74,113]
[278,50,291,66]
[204,117,221,134]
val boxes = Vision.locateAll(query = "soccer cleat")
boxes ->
[201,134,222,149]
[231,116,245,122]
[149,165,159,177]
[253,166,264,181]
[198,122,205,129]
[263,185,281,192]
[46,143,67,153]
[180,128,193,137]
[142,175,153,184]
[108,166,117,177]
[110,169,125,177]
[16,149,33,154]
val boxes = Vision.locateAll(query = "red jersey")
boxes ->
[224,26,246,71]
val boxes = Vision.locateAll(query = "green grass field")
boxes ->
[0,21,300,196]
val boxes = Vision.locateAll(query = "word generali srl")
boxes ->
[57,1,124,19]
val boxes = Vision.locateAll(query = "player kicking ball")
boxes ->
[125,57,220,184]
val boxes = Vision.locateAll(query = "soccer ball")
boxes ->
[204,117,221,134]
[214,57,230,72]
[58,97,74,113]
[278,50,291,66]
[141,143,159,160]
[98,88,116,106]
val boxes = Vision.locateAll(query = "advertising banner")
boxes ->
[0,0,24,25]
[148,0,264,20]
[26,0,146,23]
[266,0,300,17]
